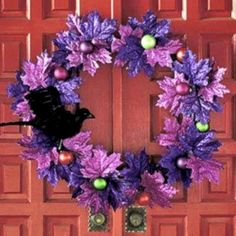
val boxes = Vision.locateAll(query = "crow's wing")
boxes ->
[25,86,63,119]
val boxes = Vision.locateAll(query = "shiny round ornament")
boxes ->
[196,122,209,132]
[58,151,74,165]
[92,178,108,190]
[141,35,156,49]
[177,158,187,169]
[176,48,187,63]
[176,82,190,95]
[54,67,69,80]
[137,192,151,206]
[79,41,94,54]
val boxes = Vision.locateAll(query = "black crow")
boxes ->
[0,86,95,143]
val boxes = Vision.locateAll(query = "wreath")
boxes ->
[5,11,229,214]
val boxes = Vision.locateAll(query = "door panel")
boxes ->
[121,1,236,236]
[0,0,235,236]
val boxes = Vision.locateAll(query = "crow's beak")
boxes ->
[88,113,95,119]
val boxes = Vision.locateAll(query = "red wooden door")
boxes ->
[0,1,235,236]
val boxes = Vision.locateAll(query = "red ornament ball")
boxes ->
[58,151,74,165]
[176,82,190,95]
[79,41,94,54]
[137,192,151,206]
[176,48,187,63]
[54,67,69,80]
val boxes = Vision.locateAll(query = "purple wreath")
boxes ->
[6,11,229,214]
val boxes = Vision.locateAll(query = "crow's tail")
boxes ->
[0,121,32,127]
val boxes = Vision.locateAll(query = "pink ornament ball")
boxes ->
[176,82,190,95]
[54,67,69,80]
[79,41,94,54]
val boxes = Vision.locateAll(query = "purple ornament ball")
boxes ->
[177,158,187,169]
[79,42,94,54]
[176,82,190,95]
[54,67,69,80]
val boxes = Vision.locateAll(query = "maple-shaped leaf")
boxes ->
[158,117,192,147]
[141,171,177,207]
[80,149,122,178]
[63,131,93,158]
[179,124,221,160]
[121,149,149,188]
[21,51,52,90]
[186,156,223,183]
[199,68,230,102]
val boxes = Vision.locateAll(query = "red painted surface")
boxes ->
[0,0,235,235]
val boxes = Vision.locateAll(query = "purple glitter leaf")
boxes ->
[121,150,149,188]
[77,182,110,213]
[173,50,196,79]
[63,131,93,158]
[67,42,112,76]
[112,25,143,52]
[113,11,178,77]
[21,52,52,90]
[21,146,58,170]
[164,40,183,54]
[154,19,170,38]
[19,128,54,150]
[199,68,229,102]
[15,99,35,121]
[68,160,85,198]
[156,67,227,123]
[186,156,223,183]
[79,12,101,40]
[80,149,122,178]
[96,17,117,42]
[145,48,172,67]
[66,14,81,32]
[38,162,70,186]
[141,171,177,207]
[82,48,112,76]
[156,73,187,111]
[158,117,192,147]
[174,50,212,87]
[8,71,29,111]
[145,39,181,68]
[139,11,170,38]
[160,146,192,188]
[179,125,221,160]
[55,76,81,104]
[193,59,212,86]
[79,11,116,42]
[54,12,116,76]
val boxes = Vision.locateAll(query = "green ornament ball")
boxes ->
[196,122,209,132]
[141,34,156,49]
[92,178,107,190]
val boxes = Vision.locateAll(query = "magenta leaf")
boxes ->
[186,156,223,183]
[141,171,177,207]
[199,68,230,102]
[63,131,93,158]
[80,149,122,178]
[158,117,192,146]
[77,182,109,213]
[145,40,182,68]
[15,99,35,121]
[21,52,52,90]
